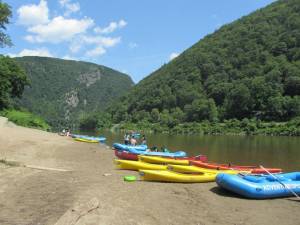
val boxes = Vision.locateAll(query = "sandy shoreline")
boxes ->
[0,117,299,225]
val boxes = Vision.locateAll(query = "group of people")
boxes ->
[59,128,71,137]
[124,132,146,146]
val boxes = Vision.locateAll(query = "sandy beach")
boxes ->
[0,116,299,225]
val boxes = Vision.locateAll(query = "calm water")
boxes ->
[84,130,300,171]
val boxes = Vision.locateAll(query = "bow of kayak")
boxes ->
[114,159,168,171]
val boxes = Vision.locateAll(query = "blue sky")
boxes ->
[1,0,275,83]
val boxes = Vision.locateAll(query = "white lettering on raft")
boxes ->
[262,184,300,191]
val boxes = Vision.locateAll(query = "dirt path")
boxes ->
[0,117,299,225]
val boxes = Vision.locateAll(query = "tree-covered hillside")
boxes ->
[0,1,29,111]
[108,0,300,127]
[15,56,134,129]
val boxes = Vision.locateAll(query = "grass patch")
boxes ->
[1,110,50,131]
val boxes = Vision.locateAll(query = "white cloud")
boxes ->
[17,1,127,59]
[62,55,77,60]
[94,19,127,34]
[69,35,121,57]
[70,35,121,57]
[9,48,53,57]
[82,35,121,47]
[119,19,127,27]
[169,52,179,61]
[27,16,94,43]
[24,35,35,42]
[85,46,106,57]
[17,0,49,26]
[69,40,82,53]
[59,0,80,16]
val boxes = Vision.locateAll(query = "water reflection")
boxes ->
[87,130,300,171]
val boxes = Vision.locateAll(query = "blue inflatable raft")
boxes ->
[113,143,186,157]
[130,149,187,157]
[113,143,148,151]
[216,172,300,199]
[113,143,186,158]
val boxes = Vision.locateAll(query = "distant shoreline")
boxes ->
[111,119,300,136]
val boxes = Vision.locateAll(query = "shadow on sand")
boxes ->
[210,186,247,199]
[210,187,300,202]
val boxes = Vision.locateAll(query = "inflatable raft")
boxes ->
[114,159,167,171]
[190,161,282,174]
[139,170,217,183]
[113,143,186,158]
[216,172,300,199]
[113,143,148,151]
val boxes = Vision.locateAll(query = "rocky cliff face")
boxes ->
[15,56,134,129]
[77,68,102,87]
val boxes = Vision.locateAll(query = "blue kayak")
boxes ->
[113,143,186,157]
[129,148,187,157]
[72,134,106,142]
[113,143,148,151]
[216,172,300,199]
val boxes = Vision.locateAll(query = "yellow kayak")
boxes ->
[114,159,168,171]
[168,164,245,175]
[138,155,190,165]
[139,169,216,183]
[74,138,99,143]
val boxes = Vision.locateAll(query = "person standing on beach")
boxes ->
[66,128,70,137]
[124,133,130,145]
[141,135,147,145]
[130,136,137,146]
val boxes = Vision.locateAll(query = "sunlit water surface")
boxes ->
[82,130,300,171]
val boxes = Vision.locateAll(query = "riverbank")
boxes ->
[114,118,300,136]
[0,116,299,225]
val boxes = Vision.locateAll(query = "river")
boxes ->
[84,130,300,171]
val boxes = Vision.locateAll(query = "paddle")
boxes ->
[259,165,300,200]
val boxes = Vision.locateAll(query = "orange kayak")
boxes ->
[190,161,282,174]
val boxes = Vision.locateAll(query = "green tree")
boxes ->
[0,0,12,47]
[224,83,252,119]
[150,108,160,122]
[0,56,29,109]
[284,76,300,96]
[79,113,98,130]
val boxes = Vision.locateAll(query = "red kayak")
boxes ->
[190,161,282,174]
[114,150,208,162]
[114,150,138,160]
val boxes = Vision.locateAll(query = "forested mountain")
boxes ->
[108,0,300,126]
[15,56,133,129]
